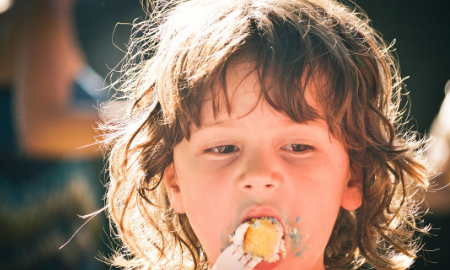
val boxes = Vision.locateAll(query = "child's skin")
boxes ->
[165,61,363,269]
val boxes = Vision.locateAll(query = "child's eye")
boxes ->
[205,145,239,154]
[282,144,313,152]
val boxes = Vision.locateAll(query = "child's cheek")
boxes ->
[284,215,308,259]
[219,199,257,250]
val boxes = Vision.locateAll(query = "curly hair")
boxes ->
[101,0,432,269]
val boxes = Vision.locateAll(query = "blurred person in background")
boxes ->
[423,82,450,269]
[0,0,112,269]
[426,82,450,214]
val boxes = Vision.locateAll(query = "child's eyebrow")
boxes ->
[190,120,235,135]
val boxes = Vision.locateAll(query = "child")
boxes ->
[101,0,432,269]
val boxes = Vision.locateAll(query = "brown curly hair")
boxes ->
[101,0,432,269]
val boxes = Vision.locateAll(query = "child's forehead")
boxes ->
[198,61,325,127]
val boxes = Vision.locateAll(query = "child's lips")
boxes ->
[239,206,286,232]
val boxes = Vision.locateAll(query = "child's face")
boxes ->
[165,62,362,270]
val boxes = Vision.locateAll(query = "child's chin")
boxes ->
[254,256,282,270]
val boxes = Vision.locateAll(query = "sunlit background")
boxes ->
[0,0,13,14]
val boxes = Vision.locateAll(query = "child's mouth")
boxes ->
[229,216,286,269]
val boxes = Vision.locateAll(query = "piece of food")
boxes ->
[230,217,286,263]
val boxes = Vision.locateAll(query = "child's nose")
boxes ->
[238,152,281,193]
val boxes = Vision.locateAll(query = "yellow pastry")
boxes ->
[230,217,285,263]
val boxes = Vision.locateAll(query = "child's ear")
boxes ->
[340,166,363,211]
[164,163,186,214]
